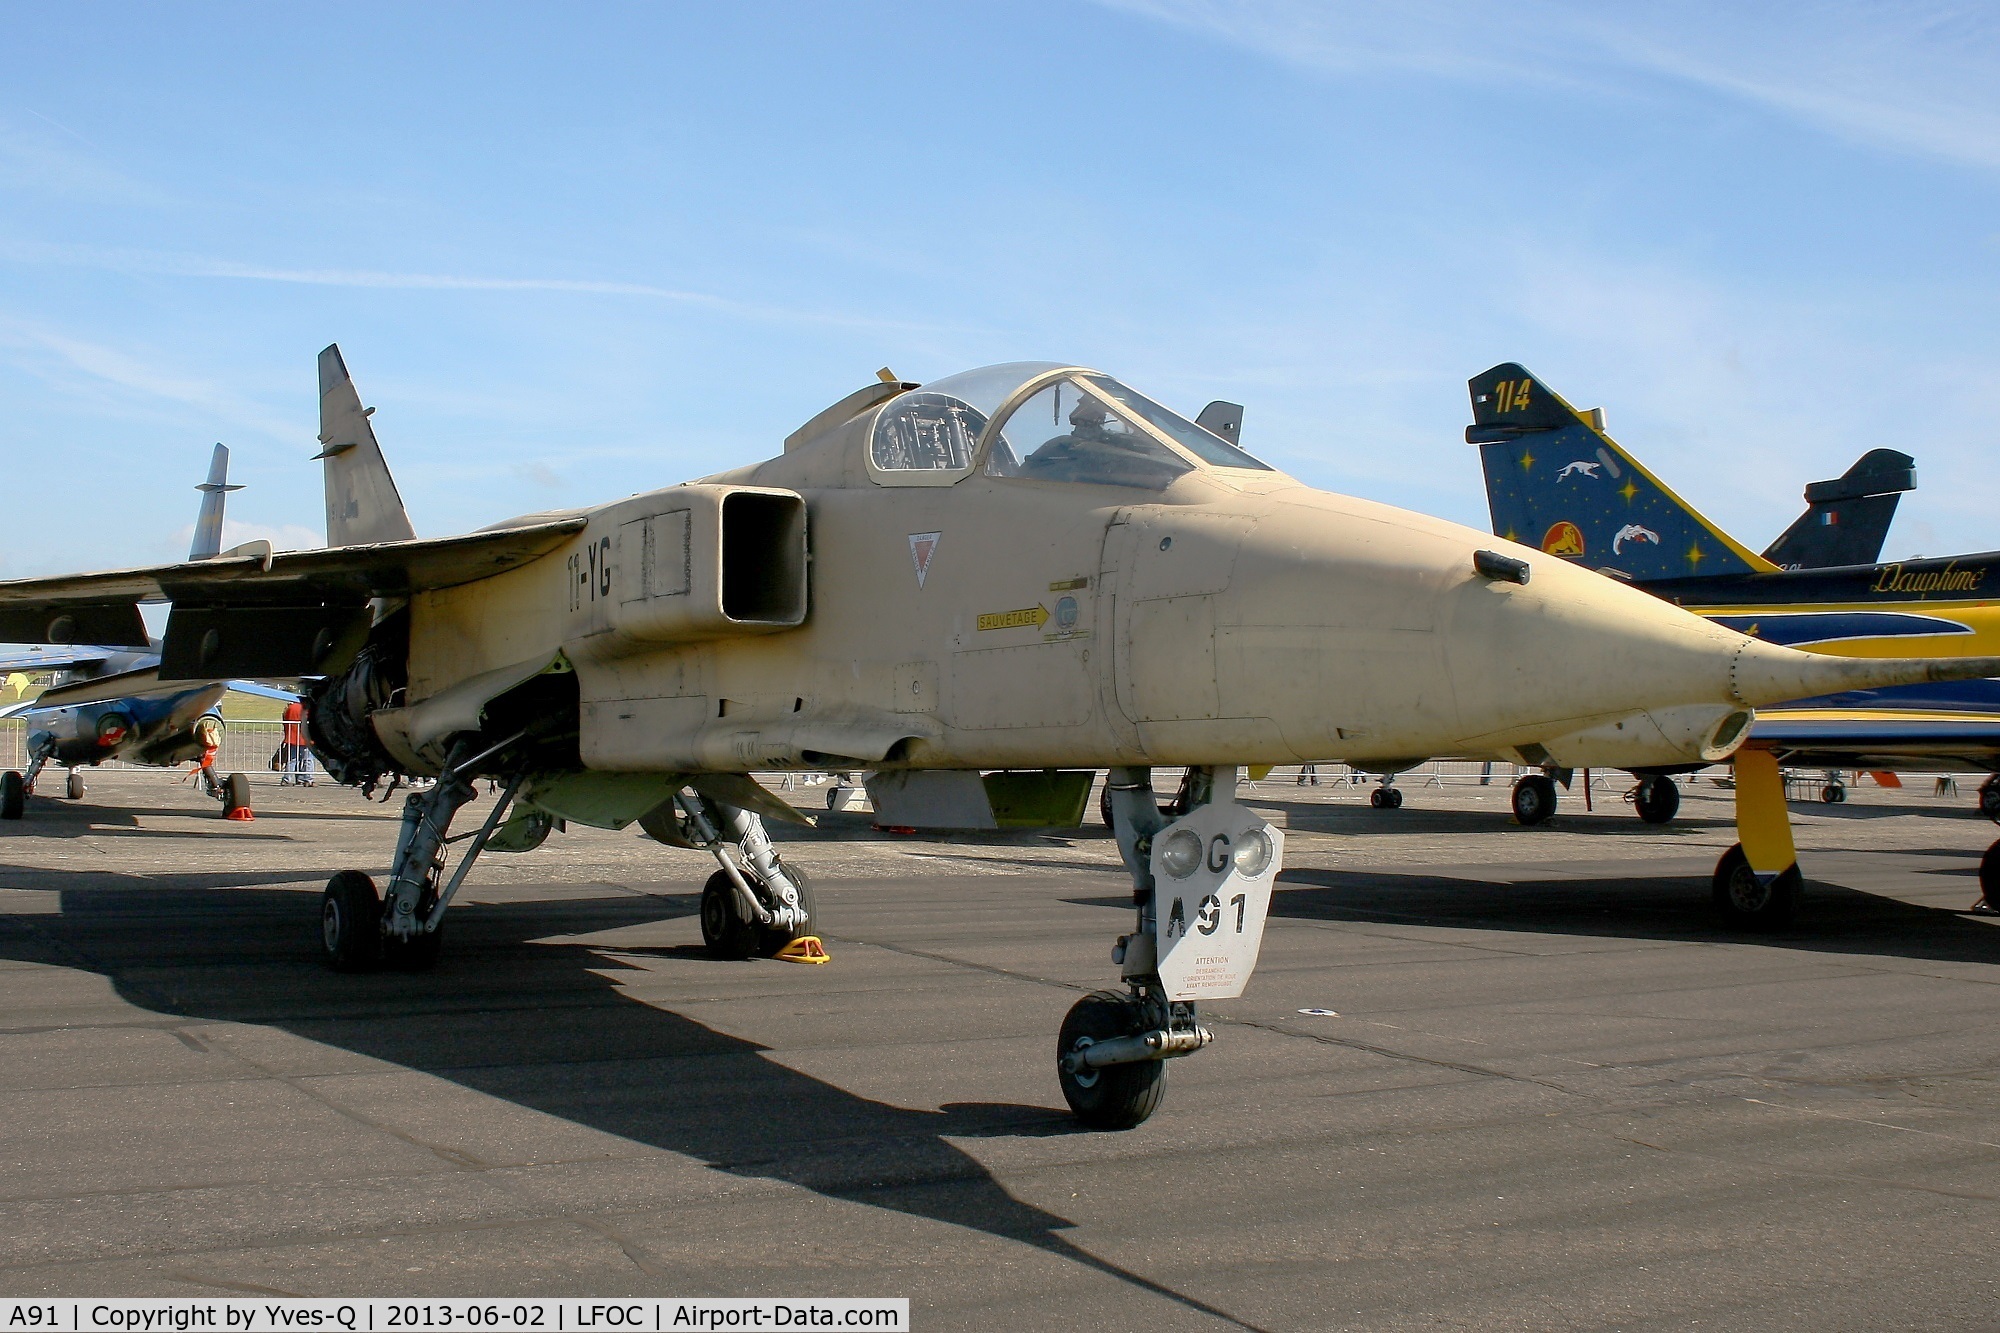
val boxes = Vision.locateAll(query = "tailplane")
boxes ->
[1761,448,1914,569]
[315,344,416,547]
[1468,363,1776,582]
[188,443,242,560]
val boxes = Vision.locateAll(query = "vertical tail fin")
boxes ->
[315,344,416,547]
[1761,448,1914,569]
[188,443,242,561]
[1468,363,1777,582]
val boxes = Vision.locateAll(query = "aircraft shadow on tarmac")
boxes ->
[0,874,1263,1328]
[1266,865,1998,965]
[0,795,317,841]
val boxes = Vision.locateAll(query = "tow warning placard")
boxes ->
[1147,802,1283,1001]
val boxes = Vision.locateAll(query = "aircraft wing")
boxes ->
[1743,710,2000,772]
[0,646,113,674]
[226,680,303,703]
[0,519,585,608]
[0,519,588,668]
[17,664,202,710]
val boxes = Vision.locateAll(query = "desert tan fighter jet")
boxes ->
[2,349,1993,1128]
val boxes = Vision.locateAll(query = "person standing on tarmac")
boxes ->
[281,698,315,787]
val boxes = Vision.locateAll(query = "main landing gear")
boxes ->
[1065,766,1283,1129]
[1511,771,1559,825]
[1978,775,2000,820]
[1631,774,1679,824]
[320,737,524,972]
[1368,775,1403,809]
[1975,776,2000,915]
[644,790,820,961]
[318,738,828,972]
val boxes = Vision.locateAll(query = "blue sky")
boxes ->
[4,1,1997,576]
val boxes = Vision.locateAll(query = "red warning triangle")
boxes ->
[909,532,940,588]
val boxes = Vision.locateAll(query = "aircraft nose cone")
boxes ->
[1208,491,1782,761]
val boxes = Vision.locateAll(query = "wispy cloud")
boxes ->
[1104,0,2000,172]
[0,120,177,205]
[0,316,298,440]
[0,238,972,336]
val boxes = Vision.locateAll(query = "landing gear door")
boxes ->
[1148,802,1283,1001]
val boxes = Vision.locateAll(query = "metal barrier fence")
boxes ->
[0,722,1982,802]
[0,719,292,776]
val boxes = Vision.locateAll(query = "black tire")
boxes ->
[1711,843,1801,929]
[1056,990,1166,1130]
[66,769,86,801]
[1980,841,2000,908]
[321,870,382,971]
[700,869,760,959]
[757,865,819,956]
[1979,780,2000,820]
[1369,787,1386,808]
[224,771,252,815]
[384,922,445,971]
[1820,783,1843,804]
[1634,776,1679,825]
[1,771,23,820]
[1512,774,1557,825]
[1387,787,1404,809]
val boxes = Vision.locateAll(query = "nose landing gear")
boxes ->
[1056,990,1173,1129]
[1070,767,1282,1128]
[1713,750,1803,929]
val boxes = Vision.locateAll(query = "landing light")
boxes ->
[1160,828,1203,879]
[1234,828,1275,878]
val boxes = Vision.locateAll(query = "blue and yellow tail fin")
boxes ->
[1468,363,1778,582]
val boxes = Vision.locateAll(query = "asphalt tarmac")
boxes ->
[2,770,1997,1331]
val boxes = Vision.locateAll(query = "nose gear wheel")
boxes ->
[1057,990,1166,1129]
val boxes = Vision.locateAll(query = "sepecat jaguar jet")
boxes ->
[0,345,1993,1128]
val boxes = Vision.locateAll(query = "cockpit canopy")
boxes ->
[868,362,1271,489]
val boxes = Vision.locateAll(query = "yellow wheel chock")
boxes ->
[774,935,831,964]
